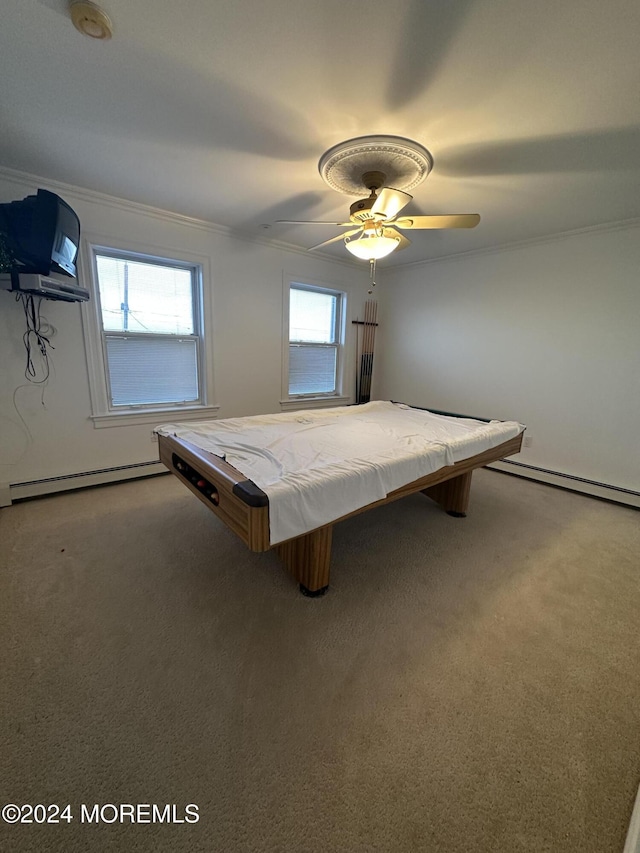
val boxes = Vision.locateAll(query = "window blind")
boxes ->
[289,345,337,395]
[105,336,199,406]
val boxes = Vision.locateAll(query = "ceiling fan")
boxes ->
[278,170,479,259]
[276,135,480,262]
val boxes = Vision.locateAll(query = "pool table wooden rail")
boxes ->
[158,435,270,552]
[158,430,523,595]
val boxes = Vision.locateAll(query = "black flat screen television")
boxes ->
[0,189,81,279]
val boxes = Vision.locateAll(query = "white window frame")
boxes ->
[281,276,349,411]
[80,236,219,428]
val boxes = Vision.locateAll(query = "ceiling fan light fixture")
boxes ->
[344,232,400,261]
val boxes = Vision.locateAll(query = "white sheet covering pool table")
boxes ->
[156,401,524,545]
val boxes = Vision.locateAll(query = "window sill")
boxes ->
[90,404,220,429]
[279,395,351,412]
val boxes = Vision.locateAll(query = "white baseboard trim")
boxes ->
[7,461,168,504]
[624,782,640,853]
[488,459,640,509]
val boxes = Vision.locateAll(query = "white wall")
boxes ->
[3,167,638,505]
[0,170,369,497]
[374,223,640,501]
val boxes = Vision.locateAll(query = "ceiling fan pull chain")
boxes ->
[368,258,376,294]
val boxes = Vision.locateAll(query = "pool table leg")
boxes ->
[422,471,473,517]
[274,525,333,596]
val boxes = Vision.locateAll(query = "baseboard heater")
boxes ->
[6,461,168,505]
[488,459,640,509]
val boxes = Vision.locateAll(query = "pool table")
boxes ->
[157,415,523,596]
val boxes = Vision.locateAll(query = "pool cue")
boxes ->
[368,300,377,400]
[355,313,361,403]
[365,299,373,401]
[354,299,378,403]
[360,302,368,403]
[362,299,376,402]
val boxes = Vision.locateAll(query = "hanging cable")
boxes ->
[368,258,377,294]
[16,292,55,384]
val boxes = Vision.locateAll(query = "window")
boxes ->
[287,283,344,397]
[92,249,204,411]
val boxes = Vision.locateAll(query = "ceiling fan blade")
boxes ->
[382,227,411,251]
[276,220,353,226]
[393,214,481,230]
[370,187,413,220]
[308,228,361,251]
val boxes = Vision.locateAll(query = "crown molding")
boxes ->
[385,214,640,273]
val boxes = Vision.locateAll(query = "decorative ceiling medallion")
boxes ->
[318,135,433,197]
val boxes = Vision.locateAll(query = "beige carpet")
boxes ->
[1,469,639,853]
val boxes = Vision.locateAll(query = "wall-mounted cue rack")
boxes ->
[352,299,379,404]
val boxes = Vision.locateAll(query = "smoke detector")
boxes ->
[69,1,113,40]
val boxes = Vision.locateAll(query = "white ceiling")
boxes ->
[2,0,640,266]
